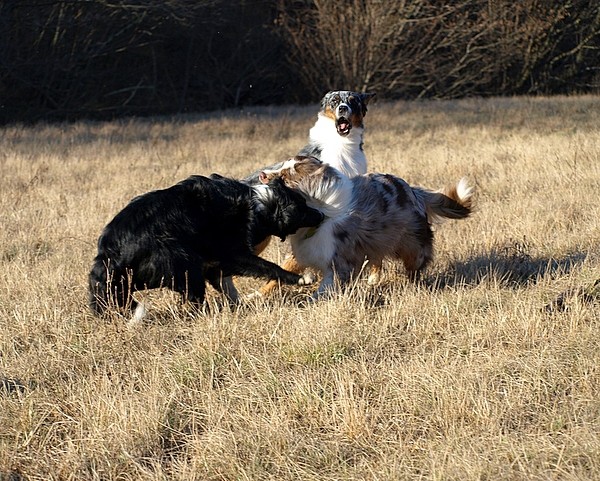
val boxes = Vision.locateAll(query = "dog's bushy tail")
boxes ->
[418,178,473,223]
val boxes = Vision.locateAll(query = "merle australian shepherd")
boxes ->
[259,156,474,299]
[245,90,375,183]
[242,90,376,295]
[88,174,324,319]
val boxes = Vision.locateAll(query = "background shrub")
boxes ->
[1,0,599,123]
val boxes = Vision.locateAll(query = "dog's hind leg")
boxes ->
[171,265,207,311]
[207,273,239,306]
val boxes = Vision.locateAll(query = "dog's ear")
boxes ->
[360,92,376,115]
[361,92,376,104]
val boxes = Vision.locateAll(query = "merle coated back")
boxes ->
[88,175,323,315]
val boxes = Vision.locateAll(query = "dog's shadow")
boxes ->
[369,242,588,307]
[362,246,589,310]
[427,245,587,290]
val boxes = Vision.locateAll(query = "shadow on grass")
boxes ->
[359,247,588,310]
[427,244,588,290]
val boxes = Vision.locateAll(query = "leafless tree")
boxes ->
[276,0,600,98]
[1,0,598,121]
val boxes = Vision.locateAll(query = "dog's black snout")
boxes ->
[338,104,349,114]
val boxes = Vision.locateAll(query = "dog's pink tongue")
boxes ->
[339,122,349,131]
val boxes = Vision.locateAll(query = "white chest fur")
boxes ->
[290,221,338,271]
[309,116,367,177]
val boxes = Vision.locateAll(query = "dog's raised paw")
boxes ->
[298,273,315,286]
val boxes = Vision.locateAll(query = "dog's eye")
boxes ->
[330,95,341,107]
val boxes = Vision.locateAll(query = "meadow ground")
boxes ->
[0,96,599,480]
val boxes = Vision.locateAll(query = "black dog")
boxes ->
[88,174,324,317]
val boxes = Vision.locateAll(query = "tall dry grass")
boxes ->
[1,96,599,480]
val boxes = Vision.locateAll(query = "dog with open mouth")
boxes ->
[259,156,474,300]
[295,90,376,177]
[241,90,377,298]
[244,90,375,183]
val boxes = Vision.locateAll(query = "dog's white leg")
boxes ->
[127,301,148,329]
[298,271,316,286]
[367,271,380,285]
[244,289,264,301]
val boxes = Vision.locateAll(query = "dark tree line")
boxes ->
[1,0,599,123]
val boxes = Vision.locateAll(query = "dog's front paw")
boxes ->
[127,302,148,329]
[367,270,381,285]
[244,290,264,301]
[297,272,315,286]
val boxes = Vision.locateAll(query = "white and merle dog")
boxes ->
[243,90,376,295]
[296,90,375,176]
[259,156,474,299]
[88,174,324,319]
[245,90,375,183]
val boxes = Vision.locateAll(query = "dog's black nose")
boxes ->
[338,104,349,114]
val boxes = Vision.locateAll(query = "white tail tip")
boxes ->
[456,177,474,202]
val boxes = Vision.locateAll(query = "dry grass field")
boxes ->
[1,96,599,480]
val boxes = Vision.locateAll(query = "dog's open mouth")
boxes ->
[336,117,352,136]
